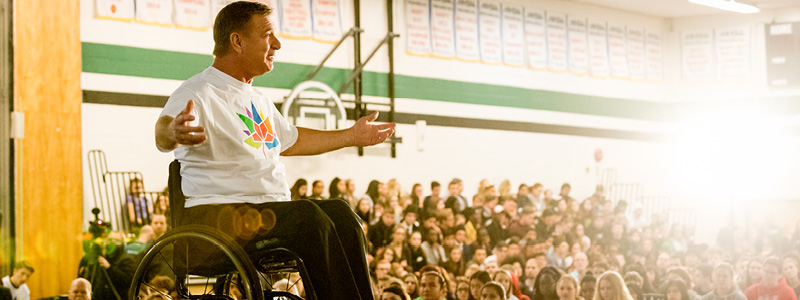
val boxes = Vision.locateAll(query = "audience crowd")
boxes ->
[59,176,800,300]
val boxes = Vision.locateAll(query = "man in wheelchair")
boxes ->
[153,2,395,299]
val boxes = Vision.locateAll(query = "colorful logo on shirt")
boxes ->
[237,102,280,158]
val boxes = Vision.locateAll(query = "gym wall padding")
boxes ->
[14,0,83,297]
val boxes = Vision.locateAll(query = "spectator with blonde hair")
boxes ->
[558,276,582,300]
[594,271,634,300]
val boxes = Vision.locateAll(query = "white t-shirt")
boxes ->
[1,276,29,300]
[160,67,299,207]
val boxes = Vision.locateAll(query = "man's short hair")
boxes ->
[764,257,782,271]
[532,183,543,189]
[14,260,34,273]
[431,181,440,189]
[213,1,272,57]
[561,183,571,189]
[450,178,462,186]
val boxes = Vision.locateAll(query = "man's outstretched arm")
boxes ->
[281,111,396,156]
[155,100,206,152]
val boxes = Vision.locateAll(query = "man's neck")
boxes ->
[8,277,20,288]
[212,58,254,83]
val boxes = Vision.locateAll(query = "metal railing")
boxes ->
[87,150,161,232]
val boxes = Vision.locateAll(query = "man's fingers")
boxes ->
[183,99,195,114]
[363,111,379,123]
[174,113,196,125]
[375,122,396,131]
[178,124,205,133]
[176,132,206,145]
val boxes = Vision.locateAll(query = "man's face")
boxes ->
[410,232,422,247]
[152,215,168,238]
[560,186,570,196]
[419,274,445,300]
[449,184,458,195]
[532,186,543,197]
[312,181,324,195]
[239,14,281,76]
[573,252,589,271]
[525,258,539,278]
[455,229,466,243]
[432,186,441,196]
[69,280,91,300]
[382,212,395,226]
[762,265,781,287]
[508,244,520,257]
[404,212,417,225]
[375,261,391,279]
[11,268,31,285]
[713,269,733,292]
[473,249,487,264]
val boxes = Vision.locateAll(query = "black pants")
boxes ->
[182,199,374,300]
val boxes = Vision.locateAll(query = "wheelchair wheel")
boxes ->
[128,225,265,300]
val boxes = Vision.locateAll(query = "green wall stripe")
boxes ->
[82,42,800,121]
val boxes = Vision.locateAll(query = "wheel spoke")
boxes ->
[140,280,174,300]
[289,273,301,294]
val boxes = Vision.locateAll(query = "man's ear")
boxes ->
[230,32,244,54]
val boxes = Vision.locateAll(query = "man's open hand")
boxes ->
[168,100,206,145]
[351,111,396,147]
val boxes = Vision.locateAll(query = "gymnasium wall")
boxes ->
[79,0,800,243]
[15,0,83,297]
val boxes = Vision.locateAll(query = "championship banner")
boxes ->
[280,0,313,39]
[431,0,456,58]
[312,0,343,43]
[175,0,212,31]
[588,21,610,78]
[608,24,629,78]
[716,26,750,81]
[405,0,433,56]
[645,31,663,82]
[524,9,547,70]
[478,1,502,64]
[454,0,479,61]
[546,12,568,72]
[681,29,715,82]
[568,16,588,75]
[501,4,525,67]
[627,27,646,80]
[136,0,173,26]
[96,0,135,22]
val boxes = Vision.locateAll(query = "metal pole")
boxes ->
[387,0,396,158]
[354,0,364,156]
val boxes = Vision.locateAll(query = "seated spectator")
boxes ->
[494,269,521,300]
[403,273,420,299]
[421,228,448,266]
[2,261,33,300]
[455,279,471,300]
[580,274,597,300]
[533,267,561,300]
[370,209,397,254]
[665,279,690,300]
[78,232,136,300]
[289,178,308,200]
[382,285,410,300]
[595,271,634,300]
[329,177,345,200]
[151,214,168,240]
[419,271,448,300]
[403,231,427,272]
[702,262,746,300]
[547,237,573,271]
[481,281,507,300]
[309,180,325,200]
[744,258,797,300]
[470,271,492,300]
[126,178,151,228]
[556,276,580,300]
[68,278,91,300]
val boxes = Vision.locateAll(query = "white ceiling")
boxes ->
[568,0,800,18]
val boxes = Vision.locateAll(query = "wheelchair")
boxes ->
[128,161,316,300]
